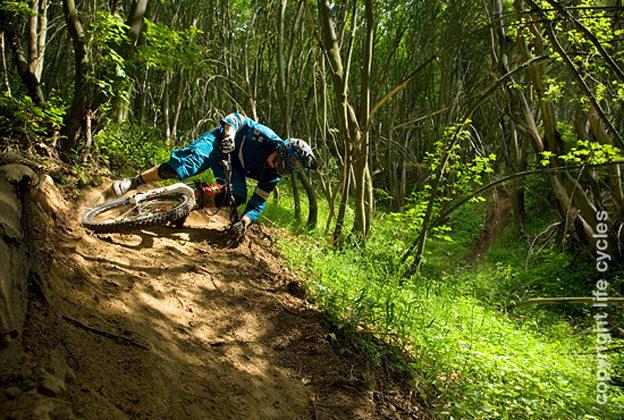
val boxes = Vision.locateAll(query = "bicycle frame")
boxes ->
[126,181,226,209]
[128,183,195,205]
[82,157,240,234]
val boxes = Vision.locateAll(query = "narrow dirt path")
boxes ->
[464,188,513,265]
[1,179,429,420]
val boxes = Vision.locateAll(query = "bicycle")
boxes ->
[81,157,240,234]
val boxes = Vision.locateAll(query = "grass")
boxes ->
[95,121,623,418]
[261,181,624,419]
[10,99,623,417]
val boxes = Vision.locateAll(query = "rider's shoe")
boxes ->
[112,178,134,197]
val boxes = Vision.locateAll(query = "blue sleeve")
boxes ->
[242,176,280,224]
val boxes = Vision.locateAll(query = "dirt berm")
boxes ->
[0,162,431,420]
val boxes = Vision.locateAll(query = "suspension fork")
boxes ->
[221,154,240,224]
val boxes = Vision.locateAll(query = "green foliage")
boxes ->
[373,187,393,202]
[428,125,497,198]
[543,76,565,101]
[389,191,434,234]
[276,226,623,418]
[388,130,495,240]
[560,141,623,165]
[540,140,623,167]
[551,0,620,111]
[0,93,64,143]
[266,185,624,419]
[93,120,168,175]
[0,1,34,31]
[136,20,206,72]
[87,12,132,104]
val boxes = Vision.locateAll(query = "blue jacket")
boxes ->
[220,113,283,223]
[167,113,284,224]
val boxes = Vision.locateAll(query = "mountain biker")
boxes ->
[111,113,318,235]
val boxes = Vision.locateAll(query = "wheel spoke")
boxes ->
[82,191,194,233]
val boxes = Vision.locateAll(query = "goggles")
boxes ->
[282,141,305,175]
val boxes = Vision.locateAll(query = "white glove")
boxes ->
[232,220,246,235]
[221,132,235,154]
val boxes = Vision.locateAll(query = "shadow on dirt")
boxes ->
[1,181,431,420]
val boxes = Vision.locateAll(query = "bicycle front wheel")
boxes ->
[81,192,194,233]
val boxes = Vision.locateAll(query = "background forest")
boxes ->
[2,0,624,418]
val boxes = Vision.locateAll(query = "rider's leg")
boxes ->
[166,131,221,180]
[112,163,179,196]
[141,165,163,183]
[113,130,220,197]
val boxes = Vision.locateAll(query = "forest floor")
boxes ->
[1,176,432,420]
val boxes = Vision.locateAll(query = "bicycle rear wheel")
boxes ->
[81,192,194,233]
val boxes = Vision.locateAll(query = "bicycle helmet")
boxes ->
[276,138,318,176]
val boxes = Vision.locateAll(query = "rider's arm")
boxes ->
[220,113,247,132]
[241,179,279,225]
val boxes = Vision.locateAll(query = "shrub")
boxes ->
[93,120,169,175]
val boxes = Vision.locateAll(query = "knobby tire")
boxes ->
[81,192,194,233]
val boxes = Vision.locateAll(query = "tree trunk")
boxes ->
[1,34,10,95]
[1,0,48,108]
[511,130,528,237]
[276,0,317,227]
[28,0,50,81]
[492,0,527,237]
[111,0,149,123]
[317,0,374,244]
[60,0,88,159]
[60,0,149,160]
[124,0,148,55]
[518,0,622,258]
[351,0,375,241]
[164,71,171,146]
[5,32,45,109]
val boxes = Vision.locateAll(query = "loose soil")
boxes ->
[1,176,431,420]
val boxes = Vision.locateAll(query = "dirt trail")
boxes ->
[1,179,428,420]
[464,188,513,265]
